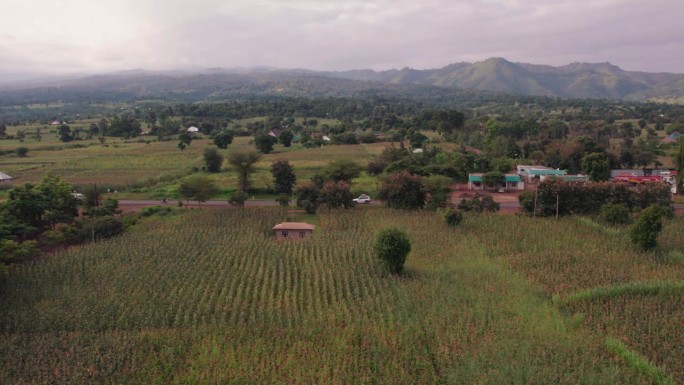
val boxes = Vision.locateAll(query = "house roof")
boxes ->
[272,222,315,231]
[186,126,199,132]
[469,173,521,183]
[525,168,566,176]
[0,171,13,181]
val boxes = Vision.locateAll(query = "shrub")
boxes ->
[78,216,124,242]
[457,193,500,213]
[373,227,411,275]
[630,205,664,251]
[443,209,464,227]
[0,239,40,264]
[15,147,28,157]
[139,206,173,218]
[519,191,535,215]
[599,203,630,225]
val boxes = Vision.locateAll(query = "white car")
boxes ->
[353,194,371,204]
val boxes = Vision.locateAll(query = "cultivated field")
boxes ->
[0,133,385,198]
[3,208,679,384]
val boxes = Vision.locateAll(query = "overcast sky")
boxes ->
[1,0,683,77]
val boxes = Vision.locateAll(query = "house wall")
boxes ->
[275,229,313,240]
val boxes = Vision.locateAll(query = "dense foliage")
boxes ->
[521,179,672,217]
[373,227,412,275]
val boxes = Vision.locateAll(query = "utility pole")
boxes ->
[556,193,559,220]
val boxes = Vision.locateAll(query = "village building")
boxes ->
[516,165,567,182]
[468,173,524,191]
[0,171,13,182]
[272,222,315,240]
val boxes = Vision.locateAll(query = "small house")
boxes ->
[273,222,315,240]
[186,126,199,133]
[0,172,13,182]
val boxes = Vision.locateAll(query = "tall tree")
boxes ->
[213,130,234,149]
[321,181,354,209]
[203,148,224,173]
[581,152,610,182]
[177,131,192,150]
[58,124,73,142]
[323,160,362,184]
[255,134,278,154]
[271,159,296,194]
[379,171,425,209]
[229,151,261,192]
[179,175,219,208]
[279,130,294,147]
[296,182,321,214]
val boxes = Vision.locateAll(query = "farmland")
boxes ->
[2,208,682,383]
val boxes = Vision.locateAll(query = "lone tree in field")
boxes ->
[271,159,296,194]
[374,227,411,275]
[203,147,224,173]
[229,151,261,192]
[255,133,278,154]
[213,130,234,149]
[177,131,192,150]
[279,130,294,147]
[323,159,362,184]
[630,205,664,251]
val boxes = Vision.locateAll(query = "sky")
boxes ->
[1,0,683,78]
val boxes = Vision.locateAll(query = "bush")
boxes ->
[630,205,664,251]
[457,193,500,213]
[599,203,630,225]
[78,216,124,242]
[15,147,28,157]
[443,209,464,227]
[139,206,174,218]
[0,239,40,264]
[519,191,535,215]
[373,227,411,275]
[275,194,291,207]
[40,225,79,246]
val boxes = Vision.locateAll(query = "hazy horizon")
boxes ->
[2,0,683,80]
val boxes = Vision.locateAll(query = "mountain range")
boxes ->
[322,58,684,101]
[1,58,684,104]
